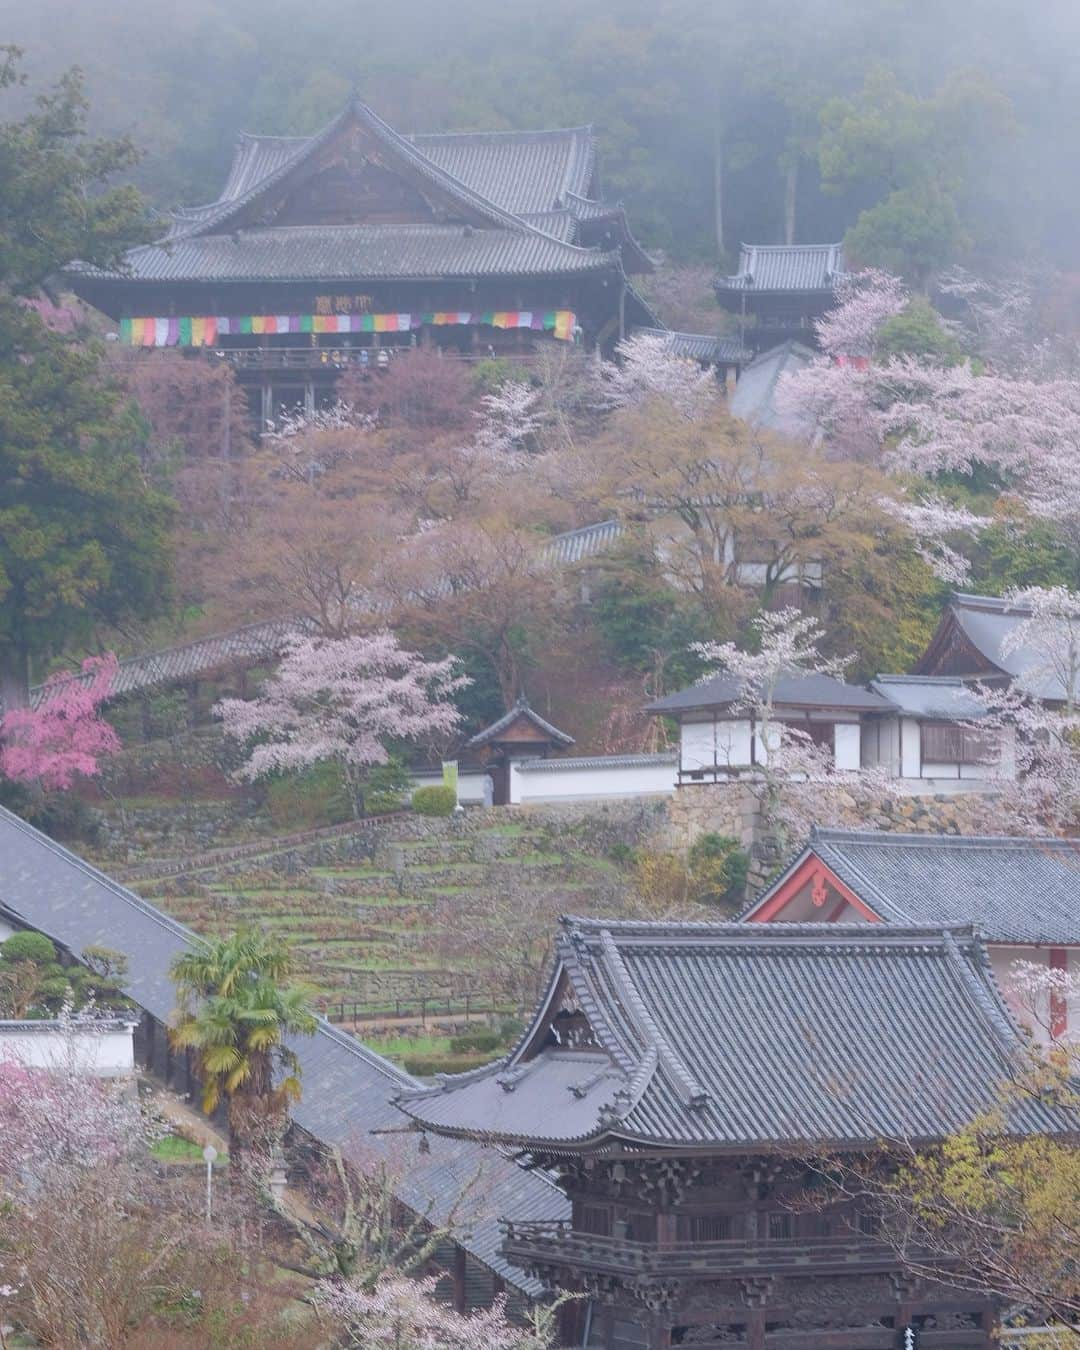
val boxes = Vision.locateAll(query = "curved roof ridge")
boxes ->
[812,826,1079,849]
[410,124,594,142]
[940,928,1026,1050]
[598,929,709,1110]
[172,98,530,243]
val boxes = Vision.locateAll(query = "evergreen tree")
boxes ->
[0,49,171,708]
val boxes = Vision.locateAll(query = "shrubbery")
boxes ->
[411,785,457,817]
[632,833,749,914]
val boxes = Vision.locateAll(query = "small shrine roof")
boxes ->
[465,696,575,749]
[716,242,845,294]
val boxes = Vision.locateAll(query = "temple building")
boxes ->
[739,828,1080,1043]
[714,243,845,353]
[67,97,656,424]
[399,918,1071,1348]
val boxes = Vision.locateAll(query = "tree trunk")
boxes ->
[713,131,726,262]
[0,644,30,716]
[784,156,798,246]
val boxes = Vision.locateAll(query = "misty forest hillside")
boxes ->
[6,0,1080,270]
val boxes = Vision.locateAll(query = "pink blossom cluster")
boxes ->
[602,332,719,422]
[0,654,120,790]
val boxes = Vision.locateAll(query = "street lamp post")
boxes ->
[202,1144,218,1222]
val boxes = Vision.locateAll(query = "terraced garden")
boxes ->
[132,812,647,1073]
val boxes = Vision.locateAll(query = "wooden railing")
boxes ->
[501,1219,898,1278]
[208,347,545,371]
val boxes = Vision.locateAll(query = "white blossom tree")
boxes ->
[601,332,718,422]
[999,585,1080,713]
[215,632,467,816]
[317,1271,563,1350]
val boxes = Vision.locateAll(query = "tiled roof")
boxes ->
[717,243,845,293]
[543,517,622,565]
[647,671,896,716]
[399,919,1072,1151]
[805,828,1080,945]
[869,675,989,720]
[728,339,817,437]
[924,592,1067,701]
[514,751,676,774]
[465,695,574,748]
[409,127,595,215]
[0,805,566,1288]
[635,327,749,365]
[84,223,617,285]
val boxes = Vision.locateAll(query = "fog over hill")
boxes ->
[3,0,1080,267]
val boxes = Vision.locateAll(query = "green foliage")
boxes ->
[411,784,457,817]
[591,545,711,690]
[169,928,317,1165]
[362,755,411,815]
[448,1028,504,1056]
[1,930,56,964]
[687,833,750,909]
[0,55,173,702]
[265,760,351,830]
[876,297,963,362]
[820,66,1015,280]
[844,186,966,282]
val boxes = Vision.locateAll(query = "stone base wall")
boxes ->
[664,782,1009,892]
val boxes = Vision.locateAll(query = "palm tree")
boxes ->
[169,928,318,1183]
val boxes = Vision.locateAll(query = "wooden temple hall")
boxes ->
[67,97,657,425]
[399,919,1076,1349]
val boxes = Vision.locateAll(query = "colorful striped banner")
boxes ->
[120,310,578,347]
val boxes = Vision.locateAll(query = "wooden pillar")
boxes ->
[260,380,273,429]
[451,1245,467,1313]
[304,381,315,417]
[746,1308,765,1350]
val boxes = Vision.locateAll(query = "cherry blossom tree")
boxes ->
[882,494,991,585]
[999,585,1080,713]
[601,332,718,422]
[815,268,908,360]
[215,632,467,816]
[0,654,120,791]
[317,1271,561,1350]
[473,381,542,457]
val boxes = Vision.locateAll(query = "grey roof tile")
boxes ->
[0,805,566,1289]
[647,672,896,716]
[409,127,595,215]
[869,675,989,720]
[938,592,1067,701]
[401,919,1075,1151]
[728,339,817,437]
[718,243,845,293]
[84,223,616,285]
[514,752,676,774]
[806,828,1080,945]
[636,327,749,365]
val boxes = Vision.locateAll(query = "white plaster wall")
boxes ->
[720,720,754,767]
[0,916,15,942]
[834,723,861,771]
[900,717,922,778]
[0,1024,136,1076]
[679,721,716,772]
[512,760,676,803]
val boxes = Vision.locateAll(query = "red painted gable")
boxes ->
[747,853,883,924]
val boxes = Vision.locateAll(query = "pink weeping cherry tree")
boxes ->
[0,654,120,791]
[215,631,468,817]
